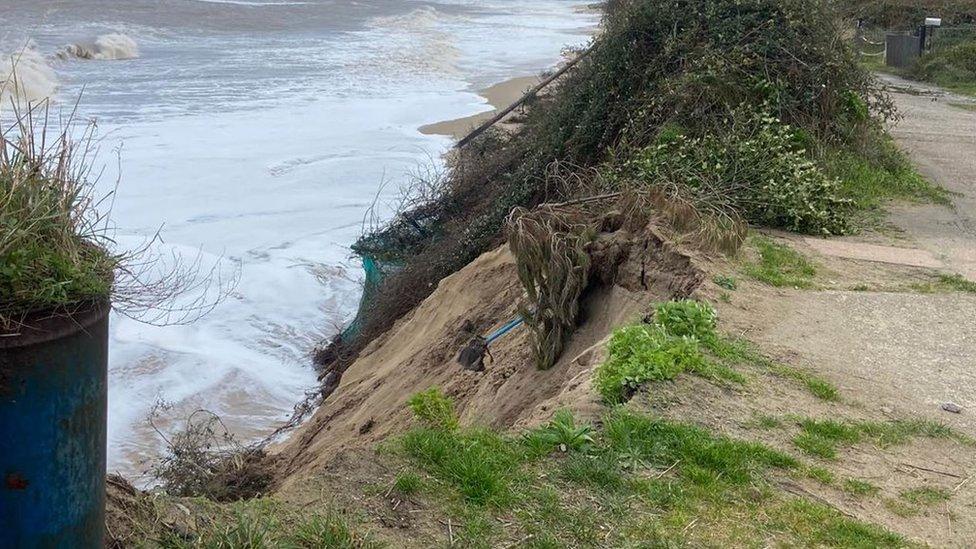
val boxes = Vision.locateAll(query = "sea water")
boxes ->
[1,0,596,481]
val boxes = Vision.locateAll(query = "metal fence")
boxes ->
[855,24,976,69]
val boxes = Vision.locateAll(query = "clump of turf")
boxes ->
[1,107,116,324]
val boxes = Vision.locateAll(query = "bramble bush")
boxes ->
[624,112,854,235]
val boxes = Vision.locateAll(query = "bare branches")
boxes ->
[146,402,272,501]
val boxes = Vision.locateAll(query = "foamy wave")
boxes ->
[193,0,310,5]
[362,7,461,77]
[1,44,59,104]
[371,6,444,29]
[57,33,140,61]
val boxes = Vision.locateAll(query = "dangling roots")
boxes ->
[506,205,595,370]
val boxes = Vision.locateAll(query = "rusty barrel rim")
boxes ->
[0,300,111,350]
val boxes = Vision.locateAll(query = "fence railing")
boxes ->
[854,24,976,68]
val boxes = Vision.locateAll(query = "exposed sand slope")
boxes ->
[275,224,704,485]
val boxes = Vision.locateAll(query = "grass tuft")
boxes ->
[792,417,967,459]
[910,273,976,294]
[743,236,817,288]
[392,472,423,496]
[900,486,951,506]
[407,387,459,431]
[844,478,880,498]
[1,105,116,323]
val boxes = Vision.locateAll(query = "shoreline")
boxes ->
[419,75,541,140]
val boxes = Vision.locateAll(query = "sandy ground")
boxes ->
[419,75,540,139]
[717,78,976,437]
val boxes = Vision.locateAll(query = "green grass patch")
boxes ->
[594,300,745,403]
[743,236,817,289]
[769,498,908,547]
[792,417,967,459]
[826,140,951,219]
[909,38,976,97]
[392,472,423,496]
[157,500,381,548]
[402,426,521,506]
[710,336,839,402]
[408,387,459,431]
[392,392,908,547]
[884,497,921,518]
[901,486,951,506]
[844,478,881,498]
[806,466,836,485]
[910,273,976,294]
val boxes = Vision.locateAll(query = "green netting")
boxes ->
[340,254,389,341]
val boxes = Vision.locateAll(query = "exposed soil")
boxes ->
[274,220,707,485]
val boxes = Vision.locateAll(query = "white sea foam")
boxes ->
[0,43,59,104]
[58,33,140,61]
[360,7,462,77]
[192,0,311,5]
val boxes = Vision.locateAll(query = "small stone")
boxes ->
[942,402,963,414]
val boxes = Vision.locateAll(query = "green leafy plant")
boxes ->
[654,299,718,342]
[407,387,459,431]
[528,410,595,453]
[594,324,707,403]
[714,275,738,290]
[626,111,853,235]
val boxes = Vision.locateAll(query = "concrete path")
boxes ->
[720,77,976,435]
[882,74,976,279]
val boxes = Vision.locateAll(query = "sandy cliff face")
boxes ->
[274,221,705,487]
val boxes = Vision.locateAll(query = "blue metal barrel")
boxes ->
[1,302,109,548]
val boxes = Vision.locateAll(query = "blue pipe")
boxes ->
[486,316,524,344]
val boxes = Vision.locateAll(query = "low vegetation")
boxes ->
[743,235,818,289]
[594,300,744,403]
[0,106,116,324]
[842,0,974,28]
[392,391,908,547]
[156,501,381,548]
[910,272,976,293]
[596,299,840,404]
[792,416,967,459]
[909,35,976,95]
